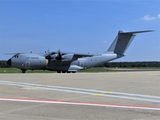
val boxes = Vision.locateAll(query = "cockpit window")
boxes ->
[14,55,19,58]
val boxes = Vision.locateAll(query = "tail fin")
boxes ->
[107,30,153,57]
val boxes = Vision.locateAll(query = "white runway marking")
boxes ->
[0,80,160,103]
[0,97,160,111]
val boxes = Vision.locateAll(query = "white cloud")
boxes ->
[102,40,108,43]
[142,15,156,21]
[141,14,160,21]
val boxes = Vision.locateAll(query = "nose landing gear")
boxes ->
[21,69,26,73]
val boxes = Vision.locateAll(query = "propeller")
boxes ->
[45,49,50,56]
[45,49,63,61]
[56,50,62,60]
[45,49,51,59]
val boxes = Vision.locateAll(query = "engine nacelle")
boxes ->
[62,54,74,61]
[50,54,58,59]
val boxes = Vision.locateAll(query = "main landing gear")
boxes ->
[20,69,76,74]
[57,71,76,73]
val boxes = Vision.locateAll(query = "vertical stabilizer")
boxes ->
[107,30,153,57]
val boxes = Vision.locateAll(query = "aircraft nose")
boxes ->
[7,59,12,66]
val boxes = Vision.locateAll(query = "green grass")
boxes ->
[0,68,55,73]
[80,68,117,72]
[0,67,159,73]
[0,68,116,73]
[0,68,20,73]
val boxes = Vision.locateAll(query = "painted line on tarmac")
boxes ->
[0,80,160,103]
[0,97,160,111]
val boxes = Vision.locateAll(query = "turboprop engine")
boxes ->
[45,51,74,61]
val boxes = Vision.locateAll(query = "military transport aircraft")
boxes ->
[7,30,152,73]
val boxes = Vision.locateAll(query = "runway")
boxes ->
[0,71,160,120]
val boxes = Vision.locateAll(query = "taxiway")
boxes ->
[0,71,160,120]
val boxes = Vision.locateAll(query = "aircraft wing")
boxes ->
[71,53,94,61]
[73,53,93,58]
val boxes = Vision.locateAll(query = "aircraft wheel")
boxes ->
[62,71,66,73]
[67,71,71,73]
[21,69,26,73]
[57,71,61,73]
[72,71,76,73]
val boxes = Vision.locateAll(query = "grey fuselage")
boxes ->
[8,52,117,72]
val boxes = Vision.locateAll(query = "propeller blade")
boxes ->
[56,50,62,60]
[47,49,50,54]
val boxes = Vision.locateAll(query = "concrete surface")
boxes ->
[0,71,160,120]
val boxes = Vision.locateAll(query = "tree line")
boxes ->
[103,61,160,68]
[0,60,160,68]
[0,60,10,68]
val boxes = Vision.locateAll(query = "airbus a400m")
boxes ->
[7,30,152,73]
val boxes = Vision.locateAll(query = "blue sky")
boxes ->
[0,0,160,61]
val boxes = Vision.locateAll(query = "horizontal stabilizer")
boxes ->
[119,30,154,34]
